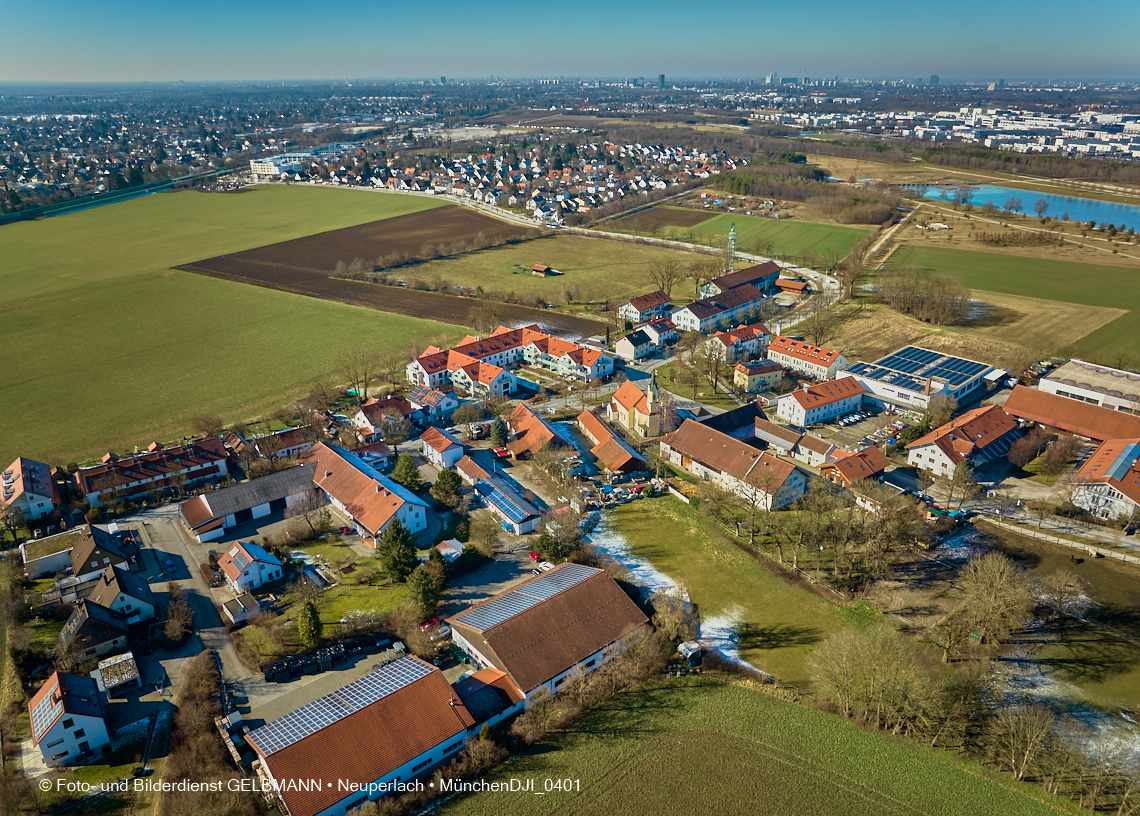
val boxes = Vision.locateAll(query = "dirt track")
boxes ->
[178,207,605,337]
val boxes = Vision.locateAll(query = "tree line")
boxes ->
[875,265,971,325]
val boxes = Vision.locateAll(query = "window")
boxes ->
[45,738,64,748]
[62,719,74,729]
[584,659,596,668]
[74,729,85,738]
[77,741,90,754]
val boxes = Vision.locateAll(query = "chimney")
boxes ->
[325,471,332,478]
[924,377,932,395]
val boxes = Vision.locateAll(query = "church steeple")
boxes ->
[647,372,659,414]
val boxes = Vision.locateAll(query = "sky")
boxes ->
[3,0,1138,82]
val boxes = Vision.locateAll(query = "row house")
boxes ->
[671,284,767,334]
[74,439,230,507]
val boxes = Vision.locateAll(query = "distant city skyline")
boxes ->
[3,0,1138,83]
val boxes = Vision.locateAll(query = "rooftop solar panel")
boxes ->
[1107,444,1140,482]
[452,564,601,631]
[247,656,433,756]
[31,687,63,742]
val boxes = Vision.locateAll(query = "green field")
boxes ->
[888,245,1140,360]
[610,498,872,688]
[406,233,700,305]
[647,208,872,260]
[0,186,463,466]
[441,677,1076,816]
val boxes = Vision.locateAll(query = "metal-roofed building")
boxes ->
[1040,359,1140,416]
[247,656,474,816]
[842,346,996,409]
[448,563,649,706]
[179,464,318,543]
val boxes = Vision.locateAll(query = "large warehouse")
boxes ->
[842,346,999,410]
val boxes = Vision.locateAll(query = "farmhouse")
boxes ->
[906,405,1020,477]
[765,336,848,380]
[448,563,649,706]
[607,377,660,438]
[74,439,230,507]
[1003,385,1140,443]
[670,284,767,334]
[577,410,647,474]
[28,671,110,766]
[821,447,891,487]
[699,261,781,297]
[59,600,128,661]
[1071,438,1140,521]
[615,329,652,361]
[217,541,285,594]
[179,464,317,543]
[87,565,156,624]
[420,426,464,469]
[618,290,673,324]
[1039,359,1140,415]
[843,346,995,410]
[735,360,784,393]
[246,657,475,816]
[2,456,59,522]
[776,378,866,427]
[303,443,431,543]
[659,420,808,509]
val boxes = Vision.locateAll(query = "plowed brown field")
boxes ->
[179,206,605,336]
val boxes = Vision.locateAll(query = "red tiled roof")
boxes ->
[1076,438,1140,505]
[625,290,671,312]
[789,377,864,410]
[611,380,649,416]
[767,336,842,367]
[775,278,809,293]
[2,456,59,509]
[420,426,459,454]
[1003,385,1140,443]
[661,419,795,486]
[823,447,890,484]
[302,443,408,536]
[506,403,566,456]
[456,455,491,484]
[77,439,227,494]
[909,404,1019,465]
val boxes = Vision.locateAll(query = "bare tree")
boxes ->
[796,291,843,347]
[337,347,379,404]
[286,491,333,539]
[923,394,958,429]
[647,258,684,299]
[192,414,225,439]
[984,704,1054,781]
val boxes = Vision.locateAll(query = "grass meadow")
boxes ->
[441,677,1078,816]
[0,185,463,466]
[888,244,1140,360]
[628,208,872,260]
[609,497,875,688]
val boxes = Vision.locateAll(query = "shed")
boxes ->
[678,641,702,666]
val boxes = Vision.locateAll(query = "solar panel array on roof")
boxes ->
[1107,443,1140,482]
[248,656,433,756]
[452,563,600,631]
[476,481,531,523]
[851,346,990,390]
[232,551,251,571]
[31,686,63,742]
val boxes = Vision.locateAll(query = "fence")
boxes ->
[977,516,1140,567]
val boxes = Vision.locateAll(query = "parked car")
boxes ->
[165,559,177,573]
[528,552,541,562]
[420,617,439,632]
[493,447,511,458]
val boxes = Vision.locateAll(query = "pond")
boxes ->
[914,183,1140,230]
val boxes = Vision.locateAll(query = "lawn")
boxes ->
[888,244,1140,360]
[609,498,868,688]
[654,363,741,411]
[441,676,1077,816]
[656,209,872,261]
[0,185,465,466]
[403,233,701,305]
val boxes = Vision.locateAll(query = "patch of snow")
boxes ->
[932,525,986,562]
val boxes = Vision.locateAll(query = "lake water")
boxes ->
[916,183,1140,230]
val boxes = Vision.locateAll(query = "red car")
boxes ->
[420,617,439,631]
[340,526,352,535]
[493,447,511,458]
[528,552,541,562]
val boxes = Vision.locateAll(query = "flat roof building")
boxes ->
[843,346,995,409]
[1040,359,1140,416]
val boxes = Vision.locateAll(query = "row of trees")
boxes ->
[331,229,544,280]
[875,265,971,326]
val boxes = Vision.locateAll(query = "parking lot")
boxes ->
[813,407,916,450]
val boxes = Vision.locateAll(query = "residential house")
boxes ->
[776,378,866,427]
[2,456,59,522]
[1071,438,1140,521]
[74,439,230,507]
[474,477,542,534]
[87,566,156,625]
[353,397,421,443]
[506,403,570,457]
[217,541,284,594]
[1039,359,1140,416]
[179,464,317,543]
[820,447,891,487]
[1003,385,1140,443]
[246,657,475,816]
[420,427,464,470]
[735,360,784,393]
[699,261,781,297]
[906,405,1020,477]
[69,525,137,583]
[253,427,315,460]
[59,601,128,661]
[639,317,677,347]
[615,330,652,362]
[618,290,672,324]
[303,443,431,544]
[670,284,767,334]
[407,386,460,421]
[449,563,649,707]
[705,324,770,363]
[28,672,110,766]
[659,420,808,509]
[607,377,660,438]
[765,337,848,381]
[577,410,646,474]
[793,433,838,468]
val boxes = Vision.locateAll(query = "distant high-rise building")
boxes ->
[765,72,778,85]
[930,74,939,85]
[659,73,665,89]
[440,76,446,85]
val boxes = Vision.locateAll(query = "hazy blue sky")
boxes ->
[3,0,1138,82]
